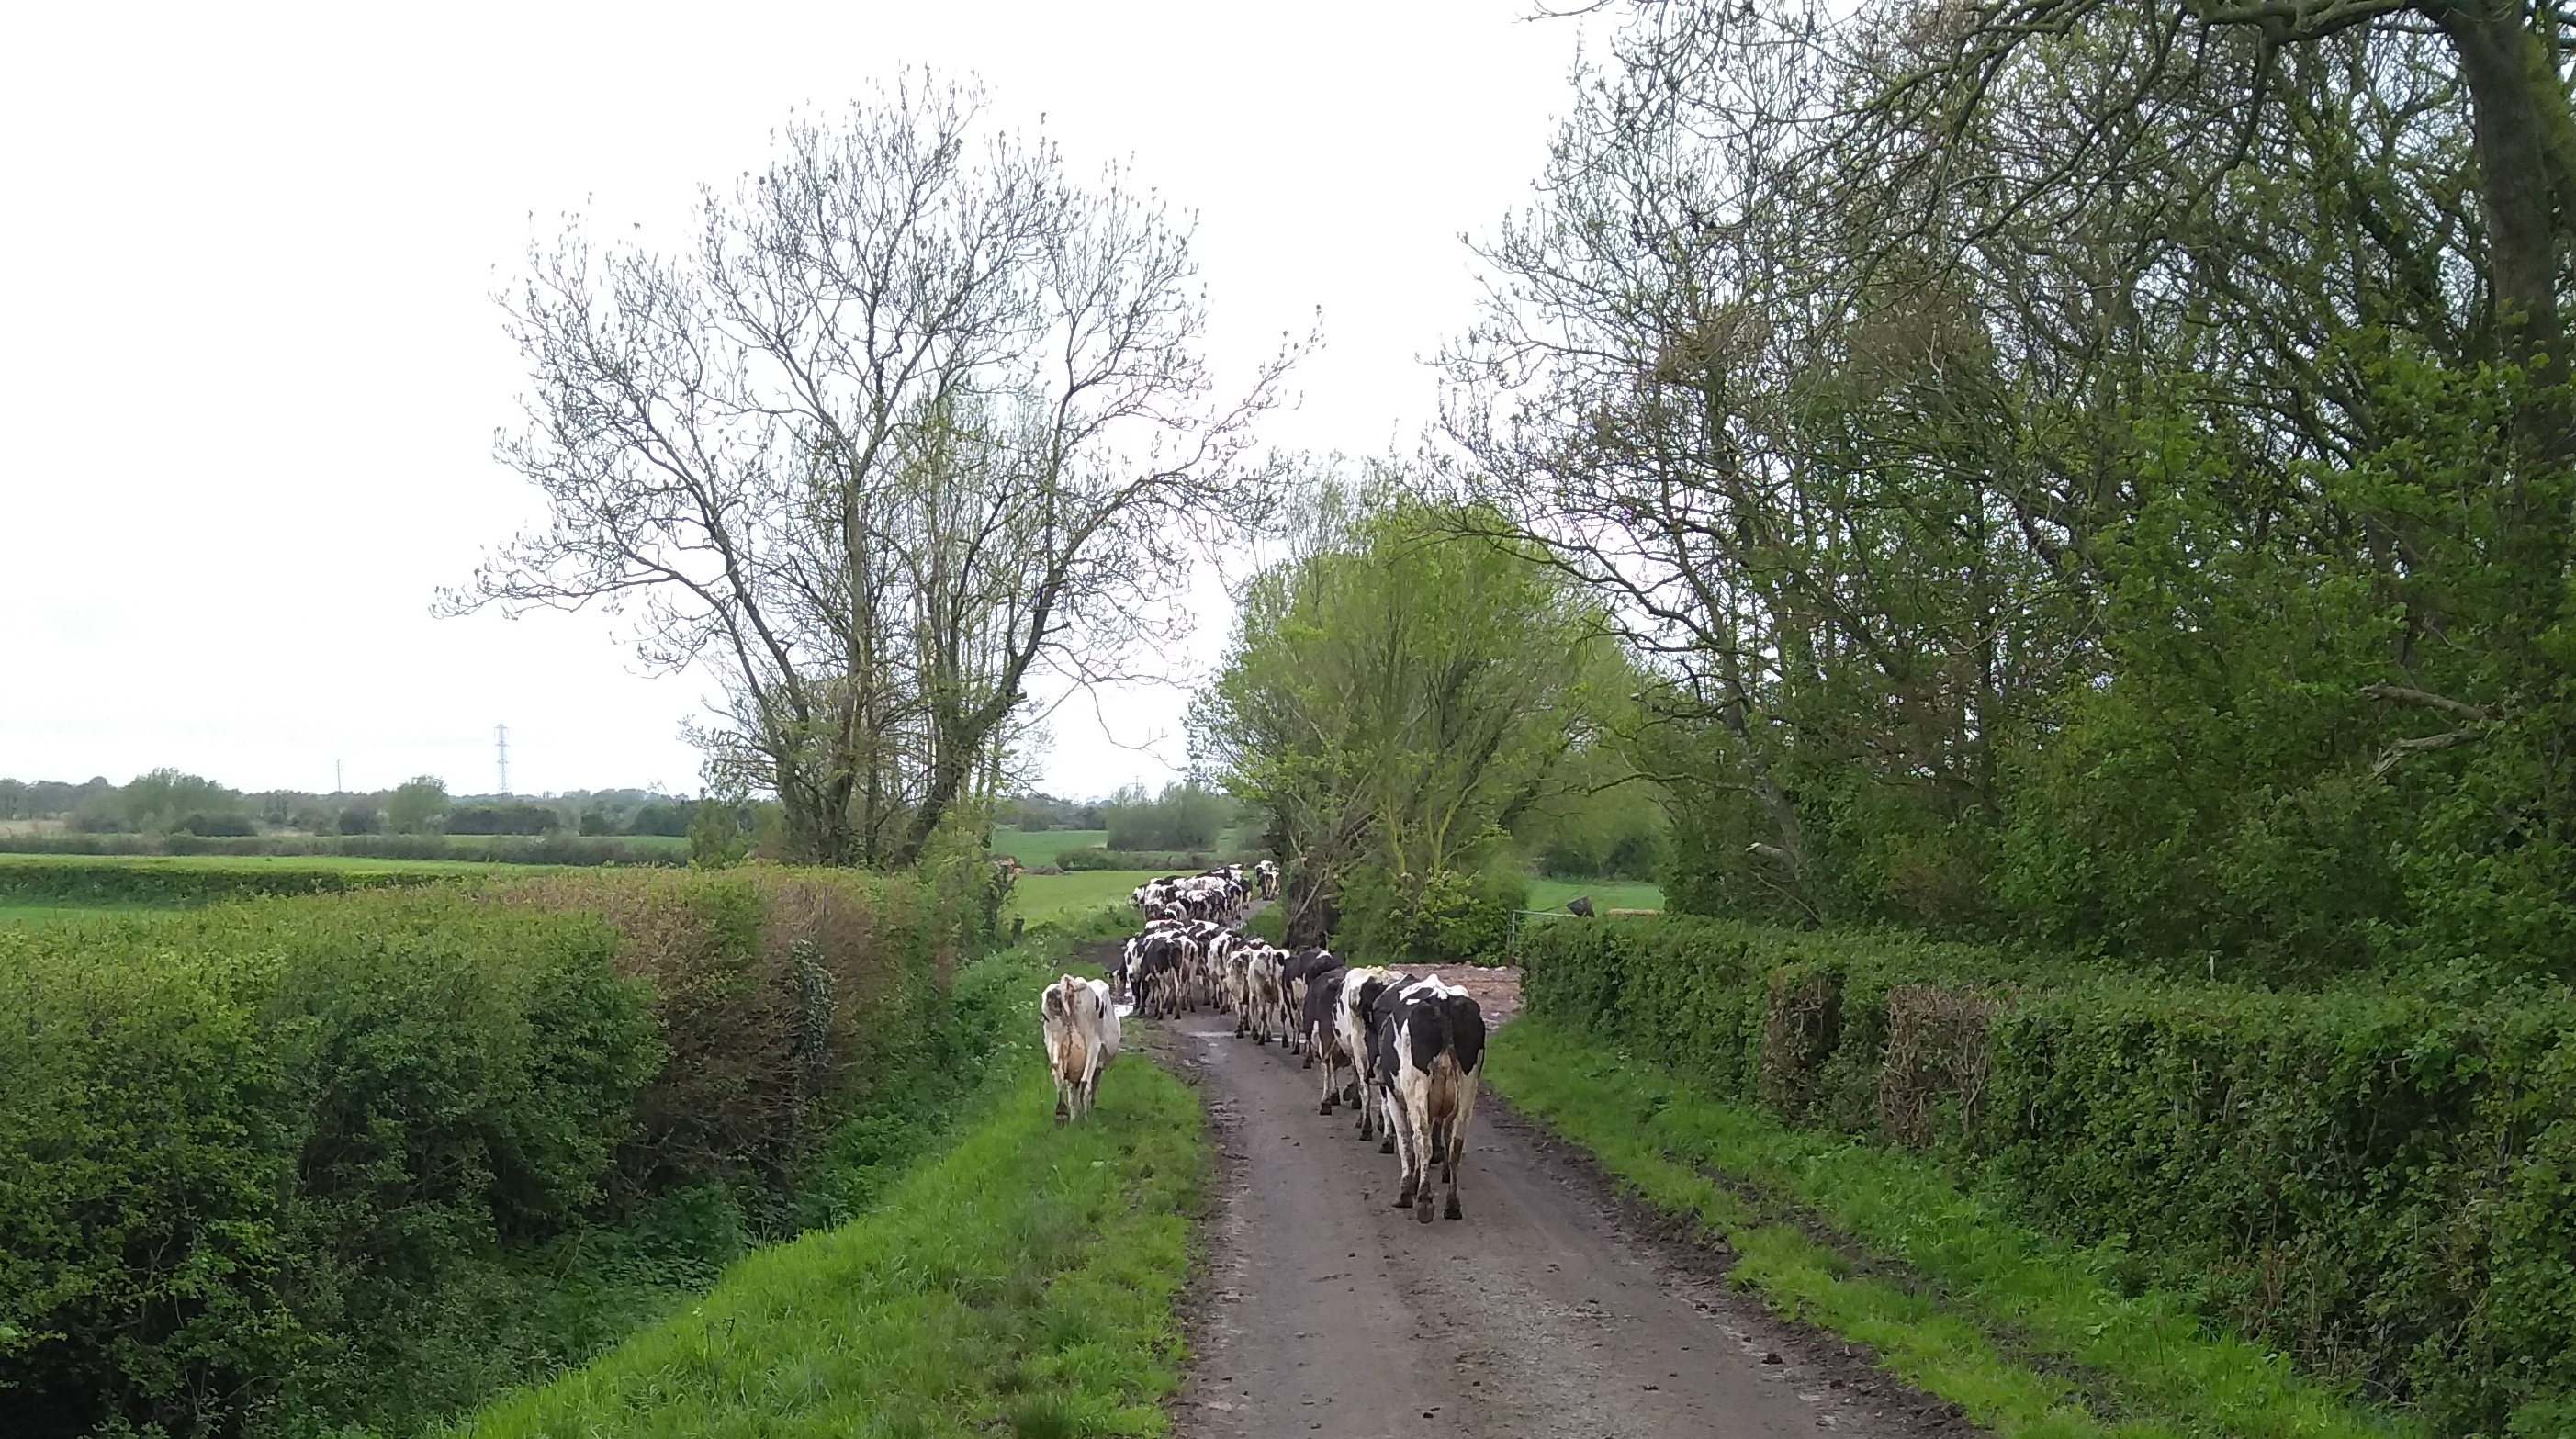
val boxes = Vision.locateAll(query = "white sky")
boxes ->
[0,1,1585,799]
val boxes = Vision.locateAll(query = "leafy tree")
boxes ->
[384,777,447,836]
[1101,782,1227,850]
[1192,486,1615,956]
[1444,0,2576,984]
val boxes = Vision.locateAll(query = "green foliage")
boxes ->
[1193,486,1623,949]
[685,793,748,869]
[443,803,563,837]
[1338,861,1529,966]
[1056,846,1237,871]
[0,891,660,1437]
[387,777,450,836]
[0,867,962,1438]
[1517,914,2576,1435]
[449,1042,1203,1439]
[1101,781,1228,851]
[0,855,478,906]
[1489,1016,2414,1439]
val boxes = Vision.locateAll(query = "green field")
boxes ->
[1007,869,1154,925]
[988,826,1110,865]
[1526,877,1662,913]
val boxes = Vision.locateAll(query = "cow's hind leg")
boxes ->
[1410,1105,1438,1223]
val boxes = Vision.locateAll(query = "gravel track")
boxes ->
[1118,960,1972,1439]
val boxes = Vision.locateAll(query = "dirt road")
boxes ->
[1143,987,1965,1439]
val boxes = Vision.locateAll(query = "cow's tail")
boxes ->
[1426,999,1466,1121]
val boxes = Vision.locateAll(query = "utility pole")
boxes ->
[496,724,511,797]
[335,759,343,794]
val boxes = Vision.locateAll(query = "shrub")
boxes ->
[1518,914,2576,1436]
[0,868,950,1439]
[489,868,942,1197]
[0,891,659,1438]
[444,803,563,836]
[1100,781,1227,851]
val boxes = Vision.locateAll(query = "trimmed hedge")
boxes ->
[1518,916,2576,1438]
[0,869,951,1438]
[0,856,478,906]
[0,833,686,864]
[1053,847,1247,871]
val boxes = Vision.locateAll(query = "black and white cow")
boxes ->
[1276,947,1337,1053]
[1238,941,1288,1044]
[1334,965,1409,1139]
[1254,859,1280,901]
[1371,975,1487,1222]
[1303,963,1369,1114]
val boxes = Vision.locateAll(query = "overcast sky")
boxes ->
[0,1,1586,799]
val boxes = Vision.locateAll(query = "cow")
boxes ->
[1127,928,1190,1019]
[1239,942,1288,1044]
[1277,947,1337,1053]
[1255,859,1280,901]
[1040,973,1119,1121]
[1372,975,1487,1222]
[1304,963,1368,1113]
[1335,965,1408,1139]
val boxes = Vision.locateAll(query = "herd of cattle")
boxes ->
[1038,862,1490,1224]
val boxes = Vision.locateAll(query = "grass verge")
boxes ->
[1485,1015,2417,1439]
[447,1033,1200,1438]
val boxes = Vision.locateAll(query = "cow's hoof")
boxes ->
[1380,1138,1396,1153]
[1054,1106,1068,1123]
[1344,1084,1359,1103]
[1445,1195,1462,1220]
[1318,1100,1335,1116]
[1415,1199,1435,1225]
[1301,1055,1313,1070]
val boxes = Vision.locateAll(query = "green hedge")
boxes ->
[1053,847,1245,871]
[1517,916,2576,1438]
[0,869,953,1439]
[0,856,479,906]
[0,833,686,865]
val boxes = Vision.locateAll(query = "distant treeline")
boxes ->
[0,770,699,842]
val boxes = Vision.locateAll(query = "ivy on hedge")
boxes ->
[1516,915,2576,1438]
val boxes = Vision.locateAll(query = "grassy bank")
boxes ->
[451,1040,1201,1438]
[1486,1015,2413,1439]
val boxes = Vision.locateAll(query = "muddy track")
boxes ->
[1097,947,1973,1439]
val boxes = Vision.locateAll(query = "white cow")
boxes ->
[1040,973,1119,1121]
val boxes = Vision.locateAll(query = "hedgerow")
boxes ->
[1516,915,2576,1437]
[0,855,477,906]
[0,867,962,1438]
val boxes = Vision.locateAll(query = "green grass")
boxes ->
[448,1045,1202,1438]
[1485,1015,2415,1439]
[990,827,1112,866]
[1008,870,1158,926]
[1524,877,1662,913]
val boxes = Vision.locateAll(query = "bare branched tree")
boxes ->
[444,75,1297,866]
